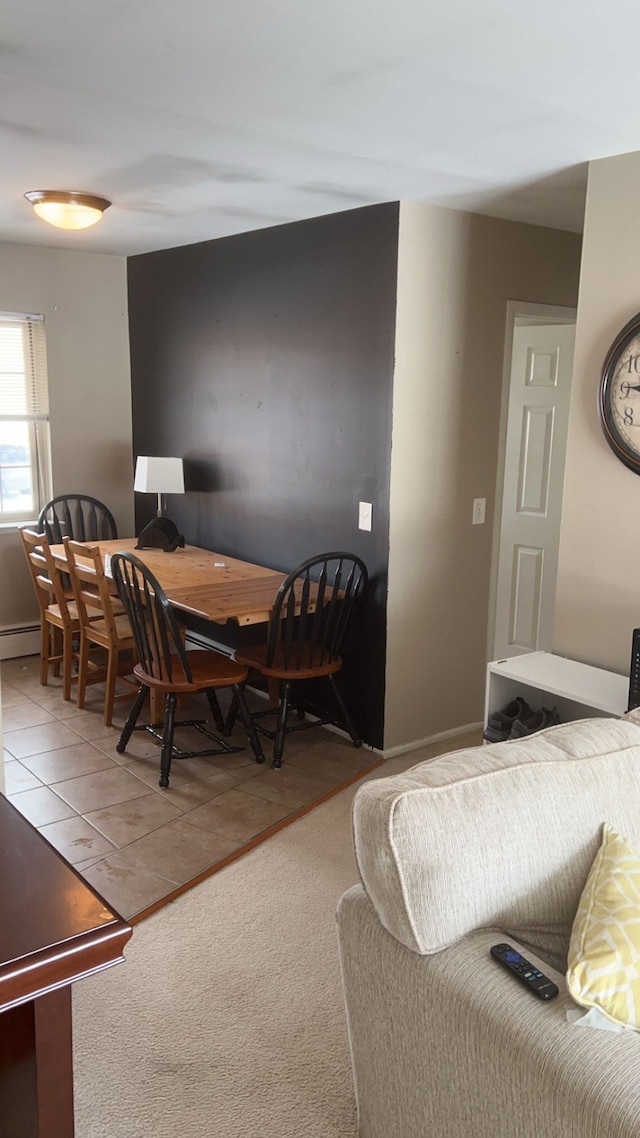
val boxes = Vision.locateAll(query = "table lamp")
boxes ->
[134,456,185,517]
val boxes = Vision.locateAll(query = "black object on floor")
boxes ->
[483,696,533,743]
[509,706,560,739]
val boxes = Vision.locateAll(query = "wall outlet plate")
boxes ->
[359,501,372,531]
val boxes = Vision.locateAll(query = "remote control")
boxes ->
[490,943,559,1000]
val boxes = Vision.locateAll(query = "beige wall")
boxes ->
[0,210,585,738]
[385,201,582,751]
[0,242,133,636]
[555,151,640,675]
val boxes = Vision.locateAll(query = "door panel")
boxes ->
[518,405,554,514]
[493,323,575,659]
[510,544,543,651]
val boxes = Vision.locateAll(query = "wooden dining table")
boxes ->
[49,538,292,723]
[50,538,288,628]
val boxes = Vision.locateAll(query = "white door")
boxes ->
[492,320,575,660]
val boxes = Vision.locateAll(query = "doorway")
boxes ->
[488,301,577,662]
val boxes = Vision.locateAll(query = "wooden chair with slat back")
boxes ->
[110,551,265,788]
[226,551,368,767]
[38,495,117,544]
[63,538,139,727]
[20,527,82,700]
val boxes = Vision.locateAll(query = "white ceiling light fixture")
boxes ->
[24,190,111,230]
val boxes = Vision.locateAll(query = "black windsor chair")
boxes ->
[110,552,265,788]
[38,494,117,543]
[226,551,368,768]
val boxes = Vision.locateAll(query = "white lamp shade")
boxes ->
[134,456,185,495]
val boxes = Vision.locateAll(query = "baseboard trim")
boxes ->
[376,721,483,760]
[0,625,40,661]
[273,719,483,760]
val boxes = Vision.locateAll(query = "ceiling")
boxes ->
[4,0,639,257]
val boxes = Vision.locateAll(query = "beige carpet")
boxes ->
[72,731,480,1138]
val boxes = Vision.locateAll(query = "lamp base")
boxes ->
[135,517,185,552]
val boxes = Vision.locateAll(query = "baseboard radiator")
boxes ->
[2,627,236,663]
[0,623,40,661]
[0,626,236,664]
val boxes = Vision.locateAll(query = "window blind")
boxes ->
[0,313,49,420]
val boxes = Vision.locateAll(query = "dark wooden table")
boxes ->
[0,794,132,1138]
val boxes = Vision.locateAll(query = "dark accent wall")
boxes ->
[127,203,400,748]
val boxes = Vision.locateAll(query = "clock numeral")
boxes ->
[624,406,635,426]
[625,354,640,373]
[620,377,640,398]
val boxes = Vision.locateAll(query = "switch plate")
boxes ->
[472,497,486,526]
[358,501,372,531]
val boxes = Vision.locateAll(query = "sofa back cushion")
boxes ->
[353,719,640,961]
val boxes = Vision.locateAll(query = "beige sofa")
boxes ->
[336,718,640,1138]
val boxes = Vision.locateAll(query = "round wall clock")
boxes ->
[599,311,640,475]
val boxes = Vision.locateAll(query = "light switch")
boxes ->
[472,497,486,525]
[358,501,372,531]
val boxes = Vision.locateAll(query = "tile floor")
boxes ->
[2,655,382,922]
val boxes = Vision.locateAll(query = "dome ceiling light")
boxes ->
[24,190,111,230]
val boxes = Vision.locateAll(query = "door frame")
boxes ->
[487,300,577,663]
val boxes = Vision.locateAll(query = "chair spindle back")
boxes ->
[111,552,192,684]
[266,552,368,671]
[39,494,117,544]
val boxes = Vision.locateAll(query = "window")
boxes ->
[0,312,51,523]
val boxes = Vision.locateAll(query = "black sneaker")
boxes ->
[509,706,560,739]
[483,696,533,743]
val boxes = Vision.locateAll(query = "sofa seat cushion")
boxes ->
[353,718,640,960]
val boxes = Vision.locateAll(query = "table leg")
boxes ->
[150,688,163,722]
[0,987,75,1138]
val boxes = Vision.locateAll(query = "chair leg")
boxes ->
[230,684,265,764]
[272,680,290,769]
[51,626,63,678]
[150,687,164,723]
[205,688,225,733]
[76,632,90,709]
[103,649,119,727]
[116,684,148,754]
[40,620,50,685]
[327,674,362,747]
[62,626,74,702]
[224,691,238,735]
[159,692,176,788]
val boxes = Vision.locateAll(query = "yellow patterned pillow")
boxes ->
[567,824,640,1030]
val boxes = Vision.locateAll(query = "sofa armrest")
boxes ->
[337,884,640,1138]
